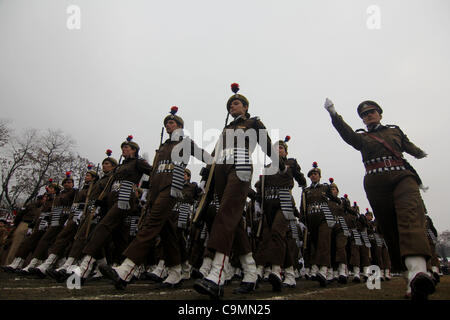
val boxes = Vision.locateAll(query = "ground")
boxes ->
[0,271,448,300]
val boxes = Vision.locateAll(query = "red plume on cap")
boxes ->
[329,178,334,183]
[231,83,240,94]
[127,135,133,142]
[354,201,357,205]
[87,163,93,170]
[344,194,348,198]
[65,171,72,178]
[170,106,178,115]
[106,149,112,156]
[312,162,318,168]
[284,136,291,143]
[366,208,369,213]
[48,178,53,183]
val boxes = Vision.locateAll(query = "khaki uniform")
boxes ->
[68,171,115,260]
[300,183,333,268]
[5,201,42,264]
[123,137,208,267]
[14,195,54,260]
[172,181,202,263]
[328,197,349,267]
[83,157,152,258]
[31,188,77,260]
[331,114,431,270]
[47,183,91,258]
[207,115,283,256]
[254,157,306,268]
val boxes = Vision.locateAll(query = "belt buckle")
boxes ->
[383,158,391,167]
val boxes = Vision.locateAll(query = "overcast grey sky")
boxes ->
[1,0,449,232]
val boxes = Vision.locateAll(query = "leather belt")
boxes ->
[365,159,404,172]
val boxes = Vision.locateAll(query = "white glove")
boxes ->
[26,228,33,236]
[324,98,336,115]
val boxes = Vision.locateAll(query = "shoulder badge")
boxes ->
[355,128,367,133]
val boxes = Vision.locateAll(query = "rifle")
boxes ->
[301,190,309,250]
[192,113,230,224]
[137,127,164,230]
[72,177,95,240]
[83,172,116,239]
[256,157,266,238]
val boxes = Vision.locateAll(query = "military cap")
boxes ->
[357,100,383,118]
[86,163,99,180]
[164,106,184,128]
[121,135,140,153]
[276,135,291,153]
[61,171,74,184]
[227,83,249,111]
[329,177,339,192]
[102,149,118,166]
[307,161,321,177]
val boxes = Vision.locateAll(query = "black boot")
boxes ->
[268,273,282,292]
[317,272,327,288]
[98,264,128,290]
[232,281,257,294]
[193,278,224,299]
[410,272,436,301]
[191,268,204,280]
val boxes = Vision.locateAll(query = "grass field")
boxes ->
[0,270,448,300]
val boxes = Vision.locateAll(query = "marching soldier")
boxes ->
[174,168,203,280]
[100,107,211,289]
[75,136,152,283]
[355,204,372,281]
[47,150,118,282]
[32,166,99,278]
[5,183,58,273]
[24,172,77,276]
[327,178,350,284]
[254,136,306,292]
[300,162,335,287]
[366,209,385,280]
[343,199,365,282]
[194,83,285,299]
[2,195,43,266]
[324,98,434,300]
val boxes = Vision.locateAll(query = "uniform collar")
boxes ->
[367,123,383,132]
[230,114,247,125]
[310,182,320,188]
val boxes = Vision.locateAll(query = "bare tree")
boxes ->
[23,129,76,204]
[0,129,37,208]
[0,119,10,148]
[1,127,92,210]
[436,230,450,258]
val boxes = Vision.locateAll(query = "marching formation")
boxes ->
[0,84,443,301]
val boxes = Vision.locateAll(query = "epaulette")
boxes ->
[385,124,399,129]
[355,128,367,133]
